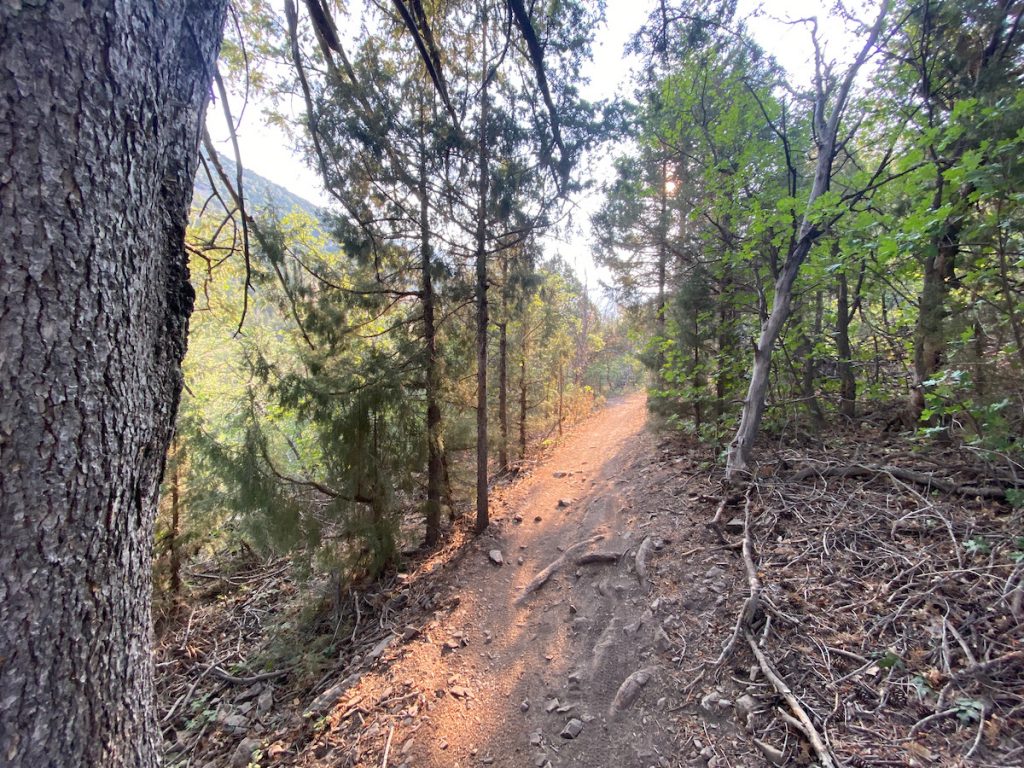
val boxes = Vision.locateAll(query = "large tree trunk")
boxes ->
[474,4,491,533]
[419,129,442,547]
[0,3,227,766]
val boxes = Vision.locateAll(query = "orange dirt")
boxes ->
[302,392,686,768]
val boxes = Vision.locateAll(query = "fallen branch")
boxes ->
[516,535,604,604]
[793,463,1011,500]
[746,632,836,768]
[211,666,289,685]
[937,649,1024,708]
[714,488,760,665]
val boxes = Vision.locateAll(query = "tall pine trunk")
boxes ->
[419,123,442,547]
[0,3,227,765]
[474,4,491,533]
[520,340,529,460]
[498,257,509,472]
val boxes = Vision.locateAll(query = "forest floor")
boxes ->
[159,393,1024,768]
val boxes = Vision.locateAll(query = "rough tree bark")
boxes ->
[0,3,227,766]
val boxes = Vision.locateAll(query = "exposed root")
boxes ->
[516,535,604,604]
[635,535,653,592]
[713,487,760,665]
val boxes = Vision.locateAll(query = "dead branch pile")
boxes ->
[719,447,1024,766]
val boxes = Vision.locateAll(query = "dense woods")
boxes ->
[597,0,1024,473]
[2,0,1023,766]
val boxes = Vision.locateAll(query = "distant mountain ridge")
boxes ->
[192,152,323,220]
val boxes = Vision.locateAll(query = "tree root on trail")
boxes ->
[516,535,604,604]
[713,488,760,665]
[574,551,620,565]
[608,666,657,719]
[635,536,653,592]
[793,463,1014,500]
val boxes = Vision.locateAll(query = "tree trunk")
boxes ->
[498,258,509,472]
[474,4,491,533]
[0,3,227,766]
[419,126,442,547]
[836,271,857,420]
[499,321,509,472]
[557,363,565,437]
[911,225,960,420]
[725,4,885,479]
[520,343,528,460]
[799,291,826,428]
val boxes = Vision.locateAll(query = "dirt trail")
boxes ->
[320,393,679,768]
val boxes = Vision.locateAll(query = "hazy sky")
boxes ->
[207,0,865,294]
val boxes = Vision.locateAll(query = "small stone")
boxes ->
[704,565,726,579]
[222,714,248,731]
[440,741,449,750]
[699,690,731,714]
[560,718,584,739]
[230,738,261,768]
[534,516,542,523]
[480,757,494,765]
[367,634,395,661]
[735,694,758,725]
[724,517,744,535]
[557,499,572,508]
[529,731,543,746]
[236,683,262,702]
[256,687,273,716]
[450,685,471,699]
[520,699,530,712]
[517,556,524,565]
[489,549,504,565]
[653,627,672,652]
[545,698,560,713]
[553,471,568,478]
[753,738,785,765]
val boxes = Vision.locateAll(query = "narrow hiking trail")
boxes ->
[295,392,729,768]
